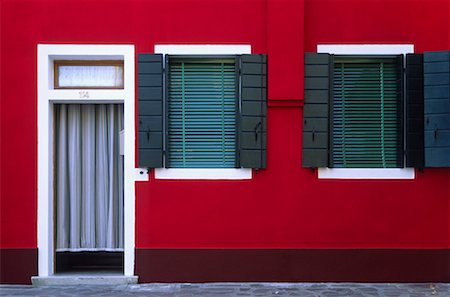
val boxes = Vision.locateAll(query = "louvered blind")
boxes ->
[332,57,402,168]
[168,58,237,168]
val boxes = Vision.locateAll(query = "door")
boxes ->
[54,104,124,272]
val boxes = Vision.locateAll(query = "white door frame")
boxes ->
[37,44,146,277]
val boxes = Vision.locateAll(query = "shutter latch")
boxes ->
[254,121,262,142]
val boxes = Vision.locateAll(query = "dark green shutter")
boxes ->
[331,56,403,168]
[137,54,164,168]
[167,57,238,168]
[239,54,267,169]
[423,51,450,167]
[406,54,424,168]
[302,53,331,168]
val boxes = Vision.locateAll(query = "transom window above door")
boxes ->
[54,60,124,89]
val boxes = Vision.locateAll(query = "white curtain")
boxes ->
[56,104,124,251]
[58,65,124,88]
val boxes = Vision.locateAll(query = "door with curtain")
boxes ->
[54,104,124,271]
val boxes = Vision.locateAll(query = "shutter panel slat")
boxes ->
[138,54,164,168]
[331,57,402,168]
[239,54,267,169]
[168,58,238,168]
[423,51,450,167]
[406,53,424,168]
[302,53,331,168]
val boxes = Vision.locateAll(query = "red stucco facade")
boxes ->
[1,0,449,284]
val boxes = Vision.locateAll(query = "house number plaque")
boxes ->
[79,91,90,99]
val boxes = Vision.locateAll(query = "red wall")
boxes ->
[0,0,449,250]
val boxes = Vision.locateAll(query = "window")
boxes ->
[331,56,403,168]
[305,45,450,177]
[167,57,238,168]
[54,60,124,89]
[137,51,267,178]
[302,44,416,179]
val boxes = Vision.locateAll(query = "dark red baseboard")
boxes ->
[135,249,449,283]
[0,248,37,284]
[1,248,447,284]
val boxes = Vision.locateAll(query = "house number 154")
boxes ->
[79,91,89,99]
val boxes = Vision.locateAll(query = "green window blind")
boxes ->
[168,58,237,168]
[332,57,402,168]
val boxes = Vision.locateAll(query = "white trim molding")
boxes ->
[317,44,415,180]
[154,44,251,55]
[155,168,252,180]
[317,44,414,55]
[37,44,137,277]
[154,44,252,180]
[318,168,415,180]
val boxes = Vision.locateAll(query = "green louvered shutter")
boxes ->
[167,57,238,168]
[331,56,403,168]
[423,51,450,167]
[239,54,267,169]
[406,54,424,168]
[137,54,164,168]
[302,53,331,168]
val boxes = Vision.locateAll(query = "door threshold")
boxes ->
[31,272,138,285]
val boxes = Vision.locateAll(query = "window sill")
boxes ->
[318,168,415,180]
[154,168,252,180]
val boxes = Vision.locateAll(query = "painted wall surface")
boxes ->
[0,0,449,254]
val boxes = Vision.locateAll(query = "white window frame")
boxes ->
[154,44,253,180]
[316,44,415,180]
[37,44,145,277]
